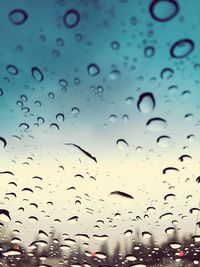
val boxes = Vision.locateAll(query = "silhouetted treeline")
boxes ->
[1,228,199,266]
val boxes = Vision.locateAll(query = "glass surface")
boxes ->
[0,0,200,266]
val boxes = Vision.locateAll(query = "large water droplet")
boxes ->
[149,0,179,22]
[137,92,155,114]
[170,39,195,58]
[9,9,28,25]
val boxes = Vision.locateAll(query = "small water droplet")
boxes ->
[144,46,155,58]
[146,117,167,132]
[71,107,80,115]
[87,63,100,76]
[111,41,120,51]
[48,92,55,99]
[160,67,174,80]
[6,65,19,75]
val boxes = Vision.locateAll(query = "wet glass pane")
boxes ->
[0,0,200,266]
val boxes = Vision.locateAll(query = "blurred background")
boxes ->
[0,0,200,265]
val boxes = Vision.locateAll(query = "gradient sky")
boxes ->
[0,0,200,251]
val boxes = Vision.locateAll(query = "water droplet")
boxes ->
[9,9,28,25]
[3,250,21,257]
[126,254,137,261]
[165,227,175,234]
[37,117,45,124]
[0,89,3,96]
[163,166,179,174]
[192,235,200,242]
[160,212,173,220]
[31,67,44,82]
[50,123,59,130]
[38,230,48,239]
[142,231,152,238]
[19,123,29,130]
[75,234,90,241]
[52,49,60,57]
[68,216,78,224]
[56,113,65,122]
[137,92,155,114]
[93,234,108,241]
[146,117,167,131]
[87,63,100,76]
[157,135,171,147]
[169,242,181,249]
[109,114,117,122]
[126,97,134,105]
[34,100,42,107]
[71,107,80,115]
[194,63,200,70]
[28,216,38,223]
[182,90,191,98]
[149,0,179,22]
[168,85,178,94]
[109,69,121,80]
[129,264,146,267]
[48,92,55,99]
[0,209,11,222]
[160,67,174,80]
[95,252,107,259]
[164,193,175,201]
[122,114,129,122]
[20,95,28,102]
[56,37,65,47]
[63,9,80,28]
[170,39,195,59]
[111,41,120,51]
[16,100,23,107]
[179,154,192,162]
[144,46,155,58]
[59,79,68,87]
[116,139,129,149]
[6,65,18,75]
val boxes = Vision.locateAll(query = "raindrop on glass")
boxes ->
[63,9,80,28]
[149,0,179,22]
[137,92,156,114]
[87,63,100,76]
[9,9,28,25]
[146,117,167,132]
[170,39,195,59]
[31,67,44,82]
